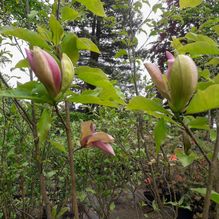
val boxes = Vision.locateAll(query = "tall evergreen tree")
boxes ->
[68,0,143,93]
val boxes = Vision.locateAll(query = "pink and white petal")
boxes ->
[81,121,95,140]
[42,50,62,93]
[25,49,34,69]
[92,141,115,156]
[144,63,169,98]
[166,51,175,79]
[87,132,114,145]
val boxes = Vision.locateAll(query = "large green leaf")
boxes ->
[37,108,52,146]
[186,84,219,114]
[77,38,100,54]
[127,96,172,119]
[61,33,79,65]
[75,0,105,17]
[75,66,125,105]
[0,81,53,104]
[49,14,64,45]
[178,42,219,56]
[191,188,219,204]
[0,27,50,49]
[185,33,216,45]
[154,118,167,154]
[61,6,79,22]
[186,116,209,130]
[179,0,202,9]
[75,66,108,85]
[68,92,119,107]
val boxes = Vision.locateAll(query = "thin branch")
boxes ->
[73,146,83,153]
[180,120,211,165]
[54,104,67,129]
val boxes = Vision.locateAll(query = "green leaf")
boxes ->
[0,27,50,49]
[77,38,100,54]
[187,117,209,130]
[127,96,172,119]
[61,6,79,22]
[50,141,66,153]
[75,66,108,85]
[199,69,210,80]
[191,188,219,204]
[213,25,219,35]
[75,0,105,17]
[178,42,219,56]
[114,49,127,58]
[154,118,167,154]
[0,81,53,104]
[49,14,64,45]
[152,3,162,13]
[57,208,69,218]
[14,59,29,68]
[214,74,219,84]
[206,57,219,66]
[197,81,214,90]
[110,202,115,211]
[75,67,125,105]
[37,26,52,42]
[85,187,96,194]
[176,151,198,167]
[37,108,52,146]
[186,84,219,114]
[61,33,79,65]
[185,33,216,45]
[68,92,118,107]
[179,0,202,9]
[210,129,217,141]
[51,206,57,218]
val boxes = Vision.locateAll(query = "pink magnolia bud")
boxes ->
[25,47,62,97]
[144,52,198,112]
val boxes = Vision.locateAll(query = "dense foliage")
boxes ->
[0,0,219,219]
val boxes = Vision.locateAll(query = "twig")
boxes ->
[180,120,211,165]
[73,146,83,153]
[54,104,67,129]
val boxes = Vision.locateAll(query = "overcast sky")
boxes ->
[2,0,162,86]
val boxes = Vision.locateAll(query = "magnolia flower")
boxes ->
[144,52,198,112]
[80,121,115,156]
[25,47,74,98]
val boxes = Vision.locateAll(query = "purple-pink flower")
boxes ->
[80,121,115,156]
